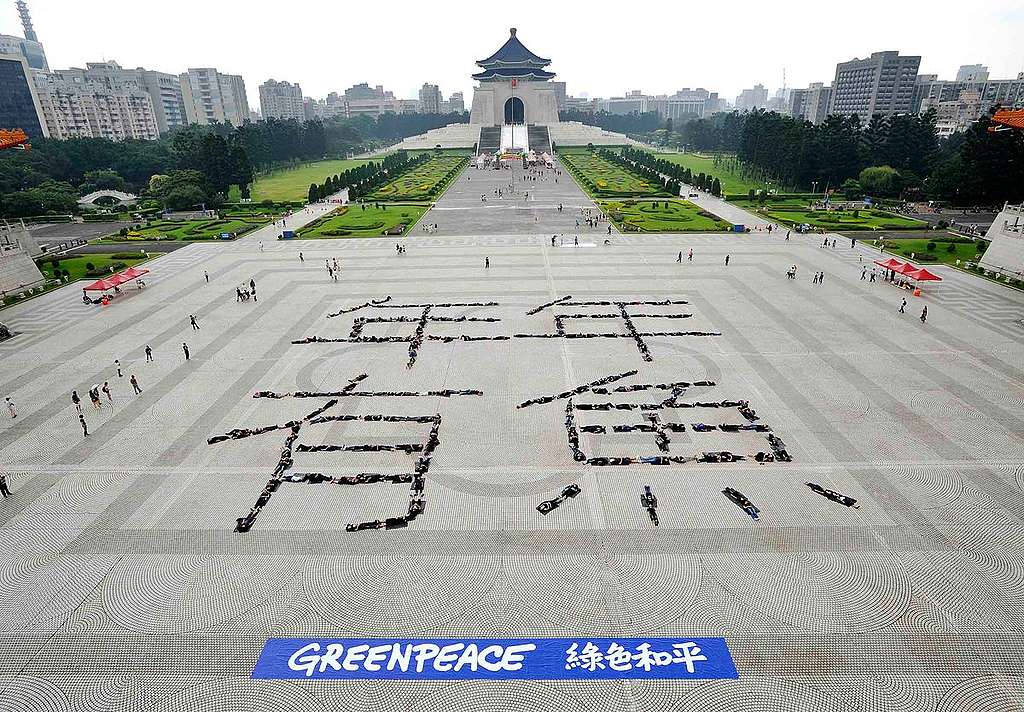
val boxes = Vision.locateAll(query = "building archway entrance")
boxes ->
[503,97,525,124]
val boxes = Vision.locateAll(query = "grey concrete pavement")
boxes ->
[423,159,615,237]
[0,191,1023,709]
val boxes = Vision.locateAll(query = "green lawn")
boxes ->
[99,217,269,242]
[2,252,153,308]
[37,253,150,283]
[598,199,732,233]
[296,203,427,239]
[560,150,666,198]
[871,237,988,267]
[759,206,926,231]
[656,153,767,197]
[370,155,467,201]
[247,159,373,202]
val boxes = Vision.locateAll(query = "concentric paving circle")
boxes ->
[145,677,327,712]
[0,676,72,712]
[669,677,858,711]
[302,554,500,633]
[702,552,911,633]
[505,553,702,631]
[410,680,594,712]
[937,675,1024,712]
[102,555,300,634]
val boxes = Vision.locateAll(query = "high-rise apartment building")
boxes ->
[789,82,833,125]
[956,64,989,82]
[0,1,48,70]
[0,53,46,138]
[180,68,250,126]
[419,83,442,113]
[444,91,465,113]
[829,51,920,121]
[734,84,769,111]
[259,79,304,121]
[57,61,186,135]
[33,63,160,140]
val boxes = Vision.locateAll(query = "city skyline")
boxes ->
[2,0,1022,113]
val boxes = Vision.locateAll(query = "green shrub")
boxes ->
[946,242,956,253]
[926,241,936,251]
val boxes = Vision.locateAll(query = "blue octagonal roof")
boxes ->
[476,28,551,68]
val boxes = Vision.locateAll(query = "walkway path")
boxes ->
[423,159,615,237]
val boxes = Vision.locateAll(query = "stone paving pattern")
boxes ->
[1,164,1024,711]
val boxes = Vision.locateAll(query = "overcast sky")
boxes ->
[3,0,1022,112]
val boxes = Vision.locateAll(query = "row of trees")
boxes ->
[0,112,469,217]
[599,147,681,197]
[570,107,1024,205]
[621,147,722,196]
[307,151,421,203]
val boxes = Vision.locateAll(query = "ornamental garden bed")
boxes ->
[757,205,926,231]
[99,217,269,242]
[598,199,732,233]
[559,150,668,198]
[296,204,428,239]
[369,155,468,202]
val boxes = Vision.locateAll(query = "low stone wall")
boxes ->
[0,244,45,296]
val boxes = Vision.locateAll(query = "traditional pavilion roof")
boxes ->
[472,66,557,81]
[476,28,551,69]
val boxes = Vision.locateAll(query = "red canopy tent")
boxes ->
[905,267,942,282]
[82,265,151,292]
[874,257,905,270]
[117,266,150,280]
[82,276,122,291]
[894,261,922,275]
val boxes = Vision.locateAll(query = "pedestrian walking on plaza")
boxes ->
[71,390,81,413]
[89,386,101,409]
[250,278,256,293]
[812,272,819,285]
[102,381,112,404]
[259,241,264,252]
[130,374,141,395]
[182,342,190,361]
[725,254,730,266]
[574,236,579,246]
[899,298,907,314]
[115,359,123,378]
[861,267,867,280]
[333,258,339,272]
[870,269,877,283]
[145,345,153,362]
[920,306,928,324]
[688,248,693,262]
[819,272,825,284]
[5,396,15,419]
[786,230,791,241]
[299,252,304,264]
[204,270,209,284]
[0,473,11,498]
[851,237,856,248]
[189,314,199,330]
[485,257,490,269]
[79,412,88,437]
[677,251,682,263]
[332,269,338,283]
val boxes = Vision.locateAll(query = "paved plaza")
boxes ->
[422,158,614,237]
[1,168,1024,710]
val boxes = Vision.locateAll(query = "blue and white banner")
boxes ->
[252,637,737,680]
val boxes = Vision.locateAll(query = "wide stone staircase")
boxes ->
[527,124,551,153]
[478,126,501,155]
